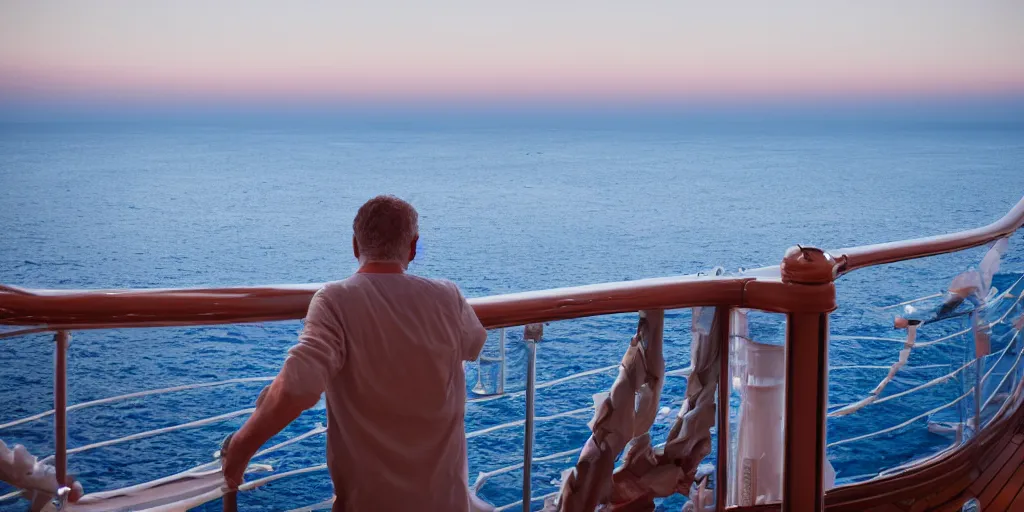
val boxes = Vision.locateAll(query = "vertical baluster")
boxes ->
[974,357,983,433]
[715,308,731,511]
[522,323,543,511]
[970,309,987,432]
[498,327,506,394]
[54,331,70,489]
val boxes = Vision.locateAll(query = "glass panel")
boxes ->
[469,327,507,396]
[827,232,1023,486]
[726,308,787,507]
[975,271,1024,429]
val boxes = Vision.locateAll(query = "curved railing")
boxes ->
[3,195,1022,330]
[833,196,1024,275]
[0,195,1022,512]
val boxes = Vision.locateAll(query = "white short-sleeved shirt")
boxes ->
[276,273,487,512]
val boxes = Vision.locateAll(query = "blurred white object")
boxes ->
[730,335,786,506]
[0,440,83,510]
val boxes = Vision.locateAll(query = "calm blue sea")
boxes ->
[1,107,1023,510]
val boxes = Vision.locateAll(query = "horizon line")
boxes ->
[4,89,1024,112]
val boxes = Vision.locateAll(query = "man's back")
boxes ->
[278,273,486,511]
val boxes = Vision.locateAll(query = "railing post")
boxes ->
[715,308,732,512]
[779,246,837,512]
[498,327,507,394]
[970,310,988,433]
[522,323,543,511]
[54,330,70,488]
[973,357,983,433]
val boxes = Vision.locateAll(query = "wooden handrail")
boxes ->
[0,276,750,332]
[832,195,1024,275]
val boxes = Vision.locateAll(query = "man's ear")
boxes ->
[409,235,419,263]
[352,237,360,260]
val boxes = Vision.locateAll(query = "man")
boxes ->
[222,195,488,511]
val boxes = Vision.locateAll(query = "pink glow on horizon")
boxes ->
[5,62,1023,106]
[2,1,1023,105]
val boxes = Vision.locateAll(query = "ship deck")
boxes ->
[908,415,1024,512]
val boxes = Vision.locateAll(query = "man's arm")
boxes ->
[222,289,345,487]
[222,378,320,487]
[454,284,487,361]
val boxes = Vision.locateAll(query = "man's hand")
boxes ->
[218,379,319,490]
[220,433,249,489]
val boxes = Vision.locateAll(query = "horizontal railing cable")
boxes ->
[469,364,689,404]
[831,335,1024,449]
[828,388,975,448]
[468,365,617,404]
[40,408,255,463]
[829,289,1024,415]
[284,497,335,512]
[830,363,950,372]
[828,359,975,417]
[495,490,560,512]
[877,293,944,310]
[473,448,582,493]
[980,335,1024,414]
[0,376,274,431]
[143,464,330,512]
[81,423,326,500]
[1,362,673,433]
[829,331,1019,416]
[467,407,593,440]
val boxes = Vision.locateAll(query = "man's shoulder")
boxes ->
[318,277,356,293]
[315,277,367,302]
[320,274,460,296]
[406,275,463,297]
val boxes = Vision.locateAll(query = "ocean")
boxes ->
[1,107,1023,510]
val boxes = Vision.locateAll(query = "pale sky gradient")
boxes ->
[2,0,1023,105]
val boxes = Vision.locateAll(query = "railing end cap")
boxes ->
[781,245,839,285]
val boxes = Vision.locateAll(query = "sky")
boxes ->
[1,1,1023,108]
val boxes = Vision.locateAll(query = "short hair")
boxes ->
[352,195,419,262]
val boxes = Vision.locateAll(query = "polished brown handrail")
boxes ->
[832,195,1024,275]
[0,275,750,332]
